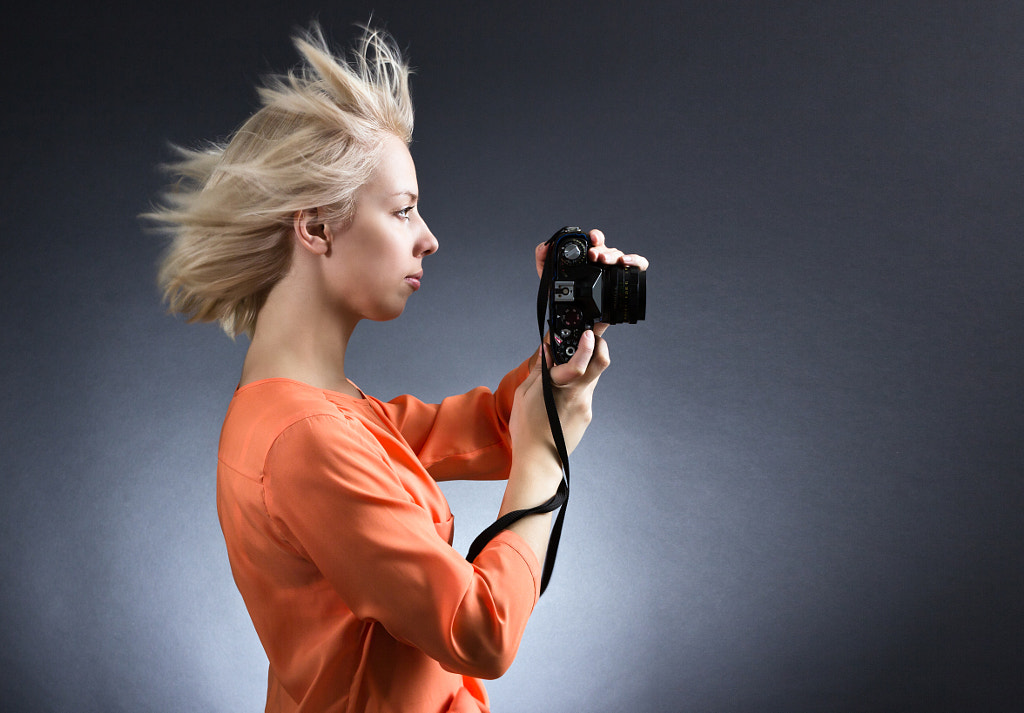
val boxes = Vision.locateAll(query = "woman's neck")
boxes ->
[239,275,362,397]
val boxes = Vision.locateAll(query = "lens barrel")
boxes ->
[601,264,646,324]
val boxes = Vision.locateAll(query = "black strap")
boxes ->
[467,235,570,595]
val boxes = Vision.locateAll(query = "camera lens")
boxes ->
[601,265,646,325]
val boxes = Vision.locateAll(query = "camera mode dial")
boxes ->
[558,236,589,267]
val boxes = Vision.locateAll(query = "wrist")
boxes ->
[506,451,563,506]
[510,440,560,475]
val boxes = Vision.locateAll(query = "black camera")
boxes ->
[545,226,646,364]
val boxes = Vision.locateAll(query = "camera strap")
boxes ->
[466,236,569,596]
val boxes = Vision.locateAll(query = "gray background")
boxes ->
[2,1,1022,711]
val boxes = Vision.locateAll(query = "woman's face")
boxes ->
[324,134,439,323]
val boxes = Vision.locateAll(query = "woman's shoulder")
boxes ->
[229,378,367,427]
[222,379,370,456]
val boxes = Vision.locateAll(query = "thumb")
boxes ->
[550,329,595,385]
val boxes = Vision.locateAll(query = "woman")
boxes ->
[149,24,647,713]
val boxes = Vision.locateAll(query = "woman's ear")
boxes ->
[293,209,330,256]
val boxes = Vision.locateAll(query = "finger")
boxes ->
[540,342,553,368]
[592,322,609,338]
[535,242,549,279]
[586,331,611,376]
[528,343,545,372]
[517,362,540,393]
[539,342,564,374]
[588,228,606,248]
[589,246,625,265]
[621,253,650,271]
[548,330,595,385]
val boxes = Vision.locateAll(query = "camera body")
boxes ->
[546,227,646,364]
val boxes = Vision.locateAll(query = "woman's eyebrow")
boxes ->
[389,190,419,201]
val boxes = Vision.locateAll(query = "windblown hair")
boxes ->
[145,24,414,337]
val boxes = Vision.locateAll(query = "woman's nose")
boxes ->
[417,220,439,256]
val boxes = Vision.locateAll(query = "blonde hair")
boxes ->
[145,24,414,337]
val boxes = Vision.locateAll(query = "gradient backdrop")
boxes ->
[2,1,1022,711]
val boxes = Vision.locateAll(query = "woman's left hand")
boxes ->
[534,228,649,279]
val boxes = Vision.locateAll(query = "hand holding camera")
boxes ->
[537,227,648,365]
[512,227,648,455]
[487,228,648,578]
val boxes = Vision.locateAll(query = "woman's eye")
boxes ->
[396,206,415,219]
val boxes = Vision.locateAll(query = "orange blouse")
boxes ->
[216,360,539,712]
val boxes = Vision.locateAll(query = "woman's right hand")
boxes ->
[509,325,611,472]
[499,328,610,564]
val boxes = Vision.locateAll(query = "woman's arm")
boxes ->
[261,414,540,680]
[500,328,610,562]
[505,228,648,564]
[377,356,533,481]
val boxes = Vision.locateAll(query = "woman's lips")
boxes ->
[405,273,422,290]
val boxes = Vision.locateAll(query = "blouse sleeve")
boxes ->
[379,357,533,482]
[262,411,542,680]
